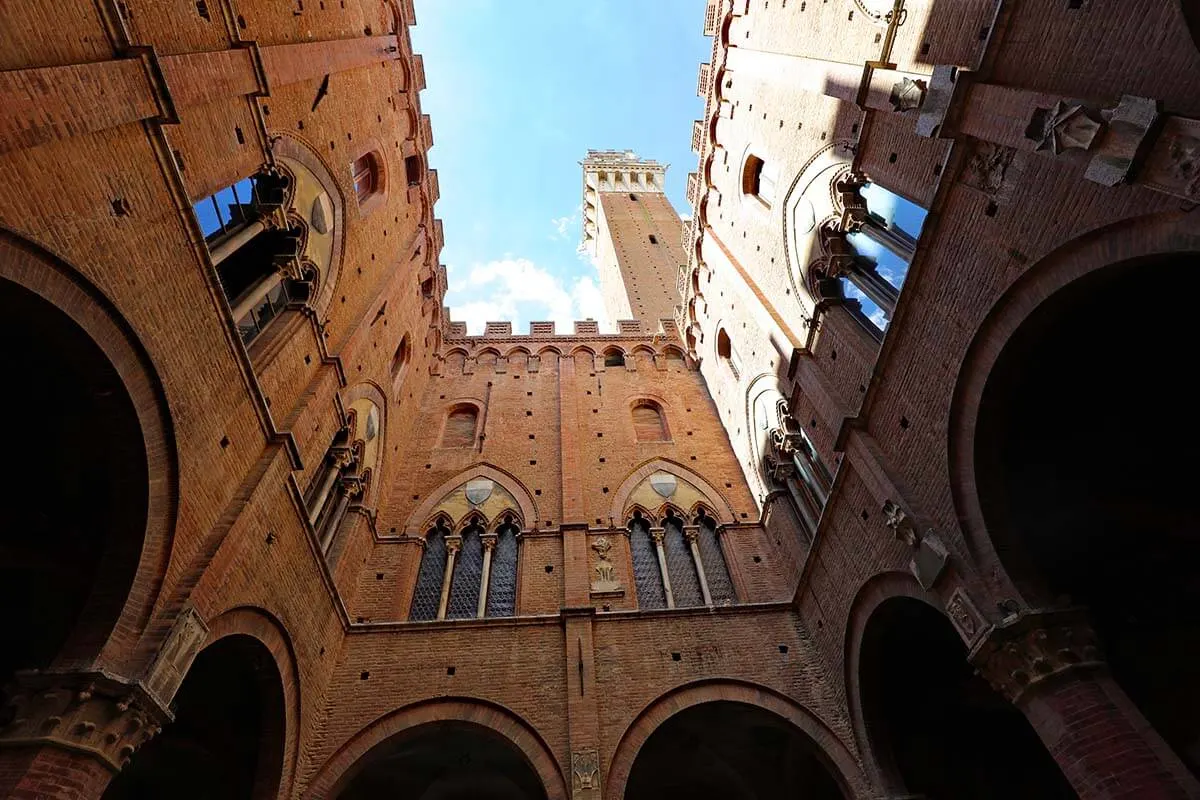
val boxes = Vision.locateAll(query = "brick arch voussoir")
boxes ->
[403,463,538,535]
[604,679,869,800]
[947,211,1200,606]
[203,606,303,800]
[842,570,940,794]
[609,458,738,526]
[303,697,568,799]
[0,228,179,675]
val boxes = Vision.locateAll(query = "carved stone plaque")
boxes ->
[572,748,600,797]
[143,605,209,708]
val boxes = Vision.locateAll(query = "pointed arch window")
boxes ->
[633,400,669,442]
[409,514,522,621]
[409,521,449,621]
[441,405,478,448]
[485,517,520,617]
[446,521,484,619]
[627,508,737,611]
[663,511,704,607]
[604,348,626,368]
[629,513,667,610]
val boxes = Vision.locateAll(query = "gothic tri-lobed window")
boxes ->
[410,514,521,621]
[627,507,736,610]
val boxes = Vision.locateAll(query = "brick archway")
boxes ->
[202,607,304,799]
[948,211,1200,604]
[0,228,178,674]
[604,679,868,799]
[303,697,568,799]
[842,570,933,793]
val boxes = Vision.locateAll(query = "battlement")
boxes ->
[444,318,681,342]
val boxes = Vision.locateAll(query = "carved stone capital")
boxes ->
[480,533,498,551]
[0,671,171,771]
[650,529,665,546]
[445,534,463,554]
[339,475,364,498]
[330,447,355,471]
[969,607,1105,705]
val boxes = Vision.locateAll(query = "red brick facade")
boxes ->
[1,0,1198,798]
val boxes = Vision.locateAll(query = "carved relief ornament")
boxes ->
[572,747,600,797]
[969,608,1105,704]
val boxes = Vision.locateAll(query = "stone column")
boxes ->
[210,219,266,266]
[476,533,497,618]
[436,535,462,620]
[684,528,713,606]
[319,477,361,553]
[307,448,351,526]
[0,671,170,800]
[971,608,1200,800]
[650,529,675,609]
[229,270,283,321]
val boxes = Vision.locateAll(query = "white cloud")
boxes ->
[550,204,582,240]
[447,257,611,334]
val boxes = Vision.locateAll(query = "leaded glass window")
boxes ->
[698,515,735,605]
[410,523,448,621]
[629,517,666,610]
[486,522,519,617]
[447,524,483,619]
[663,515,703,608]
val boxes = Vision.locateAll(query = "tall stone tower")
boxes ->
[580,150,686,325]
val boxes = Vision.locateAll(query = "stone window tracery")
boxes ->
[409,514,521,621]
[626,504,737,611]
[191,169,307,346]
[304,429,365,556]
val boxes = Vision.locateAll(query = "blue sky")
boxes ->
[411,0,710,334]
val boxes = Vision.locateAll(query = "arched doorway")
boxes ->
[860,597,1073,798]
[335,722,548,799]
[974,253,1200,776]
[103,634,286,799]
[0,277,148,680]
[625,701,844,799]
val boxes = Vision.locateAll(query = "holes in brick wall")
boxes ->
[544,564,554,573]
[599,457,606,463]
[921,42,931,55]
[671,652,682,661]
[304,354,311,365]
[861,510,869,520]
[360,671,370,680]
[425,463,431,469]
[686,431,693,436]
[690,456,698,461]
[596,432,603,438]
[529,434,535,440]
[851,123,859,134]
[111,198,130,216]
[411,494,418,500]
[933,162,943,176]
[978,25,990,39]
[526,410,533,416]
[985,201,998,217]
[874,32,881,43]
[376,572,384,580]
[900,416,910,429]
[446,666,455,676]
[535,489,542,496]
[592,409,598,413]
[830,349,837,361]
[527,391,533,396]
[888,152,898,164]
[195,0,209,18]
[725,483,732,488]
[810,418,817,429]
[753,555,762,563]
[740,512,748,518]
[602,487,609,494]
[219,435,230,449]
[234,126,245,145]
[778,644,789,654]
[530,460,537,465]
[237,13,246,27]
[297,120,304,130]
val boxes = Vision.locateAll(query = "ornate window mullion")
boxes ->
[650,528,676,609]
[477,533,498,619]
[437,534,462,620]
[684,527,714,606]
